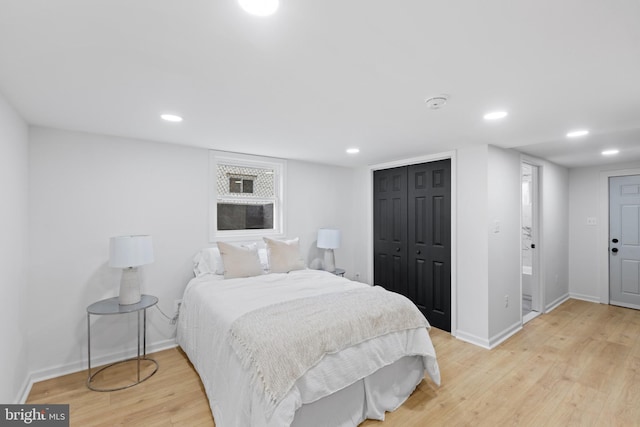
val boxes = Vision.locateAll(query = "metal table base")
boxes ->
[87,295,159,392]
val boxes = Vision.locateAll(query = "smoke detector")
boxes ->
[424,95,449,110]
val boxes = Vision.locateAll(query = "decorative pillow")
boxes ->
[193,247,224,276]
[243,243,270,272]
[263,237,306,273]
[217,241,264,279]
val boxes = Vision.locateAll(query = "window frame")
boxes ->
[209,151,286,242]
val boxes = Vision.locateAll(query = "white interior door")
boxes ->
[610,175,640,310]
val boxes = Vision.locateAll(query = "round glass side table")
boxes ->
[86,294,159,391]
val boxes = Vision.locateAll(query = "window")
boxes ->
[210,151,286,241]
[229,175,255,194]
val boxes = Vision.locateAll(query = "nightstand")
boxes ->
[333,268,345,277]
[86,294,159,391]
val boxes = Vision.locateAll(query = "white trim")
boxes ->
[209,151,287,242]
[16,376,32,405]
[369,151,455,172]
[569,292,601,304]
[366,151,457,336]
[545,293,570,313]
[488,320,523,349]
[19,339,178,403]
[598,167,640,305]
[523,310,540,324]
[520,155,546,315]
[455,329,491,349]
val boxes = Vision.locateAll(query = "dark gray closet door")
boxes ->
[407,160,451,331]
[373,166,408,295]
[374,159,451,331]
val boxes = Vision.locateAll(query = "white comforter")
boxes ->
[177,269,440,427]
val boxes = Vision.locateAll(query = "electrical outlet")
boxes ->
[504,295,509,308]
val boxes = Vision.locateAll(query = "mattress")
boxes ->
[177,269,440,426]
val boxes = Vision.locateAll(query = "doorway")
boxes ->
[609,174,640,310]
[521,162,541,323]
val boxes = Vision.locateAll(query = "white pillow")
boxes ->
[217,241,264,279]
[193,247,224,276]
[243,243,270,272]
[264,237,306,273]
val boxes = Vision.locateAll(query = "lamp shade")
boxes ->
[109,235,154,268]
[317,229,341,249]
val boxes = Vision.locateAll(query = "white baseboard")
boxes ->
[16,376,33,405]
[488,320,522,349]
[456,319,523,350]
[569,293,601,304]
[523,310,540,324]
[455,330,491,349]
[18,338,178,403]
[545,293,570,313]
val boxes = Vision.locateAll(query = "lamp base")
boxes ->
[323,249,336,273]
[119,267,141,305]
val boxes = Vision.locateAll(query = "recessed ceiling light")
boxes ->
[566,130,589,138]
[238,0,279,16]
[346,148,360,154]
[161,114,183,122]
[602,149,619,156]
[483,111,508,120]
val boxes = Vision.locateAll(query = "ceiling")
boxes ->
[1,0,639,168]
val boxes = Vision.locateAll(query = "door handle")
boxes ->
[416,250,421,255]
[612,238,619,243]
[395,248,401,252]
[531,244,536,249]
[612,248,619,253]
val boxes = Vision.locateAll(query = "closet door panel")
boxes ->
[408,160,451,331]
[373,167,407,294]
[428,160,452,331]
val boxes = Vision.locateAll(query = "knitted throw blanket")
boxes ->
[228,286,429,414]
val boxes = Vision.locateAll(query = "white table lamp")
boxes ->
[109,235,154,305]
[317,228,341,272]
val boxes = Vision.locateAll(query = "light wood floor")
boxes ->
[28,299,640,426]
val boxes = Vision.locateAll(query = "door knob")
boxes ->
[416,250,421,255]
[612,248,619,253]
[395,248,401,252]
[612,238,619,243]
[531,244,536,249]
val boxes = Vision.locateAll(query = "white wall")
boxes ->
[28,127,210,378]
[569,161,640,302]
[27,126,358,380]
[286,160,358,277]
[540,160,570,309]
[487,146,522,341]
[455,145,490,345]
[351,166,372,284]
[0,92,29,403]
[457,146,569,347]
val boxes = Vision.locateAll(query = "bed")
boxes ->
[177,242,440,427]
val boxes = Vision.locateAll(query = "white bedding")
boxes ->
[177,269,440,427]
